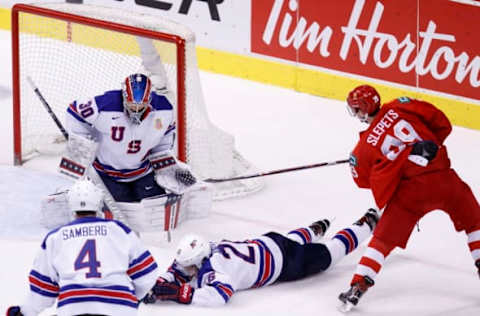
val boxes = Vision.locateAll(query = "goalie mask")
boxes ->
[122,73,152,124]
[67,179,104,214]
[175,233,212,272]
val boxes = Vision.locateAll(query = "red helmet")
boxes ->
[346,85,381,122]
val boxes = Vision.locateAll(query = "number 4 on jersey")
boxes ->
[75,239,102,278]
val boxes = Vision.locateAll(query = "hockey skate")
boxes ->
[309,219,330,237]
[354,208,379,231]
[338,275,374,313]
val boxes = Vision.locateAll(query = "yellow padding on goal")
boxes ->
[19,12,68,41]
[18,12,177,63]
[70,22,177,64]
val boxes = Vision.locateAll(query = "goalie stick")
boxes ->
[26,76,69,140]
[26,76,122,219]
[204,158,350,183]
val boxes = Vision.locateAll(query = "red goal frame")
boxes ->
[11,3,187,165]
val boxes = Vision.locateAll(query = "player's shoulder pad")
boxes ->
[41,226,63,250]
[94,90,124,112]
[150,92,173,111]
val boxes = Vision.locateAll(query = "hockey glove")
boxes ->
[143,278,194,304]
[408,140,438,167]
[6,306,23,316]
[142,277,169,304]
[149,152,197,195]
[59,133,98,179]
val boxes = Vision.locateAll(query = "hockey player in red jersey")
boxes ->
[338,85,480,311]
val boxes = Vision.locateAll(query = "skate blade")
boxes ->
[337,301,354,313]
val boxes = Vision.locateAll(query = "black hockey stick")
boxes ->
[26,76,69,140]
[26,76,122,218]
[204,158,350,183]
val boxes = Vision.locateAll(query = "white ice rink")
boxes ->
[1,29,480,315]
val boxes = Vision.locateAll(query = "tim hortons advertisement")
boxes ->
[252,0,480,101]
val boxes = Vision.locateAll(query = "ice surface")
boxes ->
[1,29,479,315]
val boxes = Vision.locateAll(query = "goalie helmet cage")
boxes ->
[11,3,263,200]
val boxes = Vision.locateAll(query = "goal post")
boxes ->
[11,3,263,199]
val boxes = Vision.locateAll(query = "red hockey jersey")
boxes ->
[349,97,452,209]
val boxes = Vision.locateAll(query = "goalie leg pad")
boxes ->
[141,194,186,232]
[181,182,212,220]
[118,182,211,233]
[40,190,73,230]
[118,195,178,232]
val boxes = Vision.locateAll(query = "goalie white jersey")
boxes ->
[66,90,175,181]
[162,236,283,306]
[20,217,158,316]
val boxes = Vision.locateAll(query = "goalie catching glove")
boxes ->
[149,151,197,195]
[142,278,194,304]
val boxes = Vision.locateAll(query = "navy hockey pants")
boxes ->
[265,232,332,282]
[97,171,166,202]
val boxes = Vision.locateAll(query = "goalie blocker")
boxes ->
[58,133,98,179]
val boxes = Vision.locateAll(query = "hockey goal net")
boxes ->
[11,3,263,200]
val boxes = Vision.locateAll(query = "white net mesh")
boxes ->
[14,3,263,199]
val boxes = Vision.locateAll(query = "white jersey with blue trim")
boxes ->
[20,217,158,316]
[66,90,175,181]
[162,236,283,306]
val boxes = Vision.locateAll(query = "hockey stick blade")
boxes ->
[204,159,349,183]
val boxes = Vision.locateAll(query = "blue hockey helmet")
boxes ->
[122,73,152,124]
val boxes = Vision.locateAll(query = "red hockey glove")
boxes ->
[176,283,194,304]
[144,278,194,304]
[142,277,168,304]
